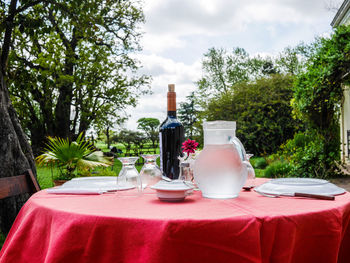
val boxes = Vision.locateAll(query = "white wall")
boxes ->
[341,86,350,162]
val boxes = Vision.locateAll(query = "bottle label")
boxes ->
[159,132,163,171]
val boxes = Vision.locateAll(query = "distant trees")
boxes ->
[137,118,160,148]
[112,129,146,156]
[190,45,308,154]
[108,117,161,155]
[178,92,200,139]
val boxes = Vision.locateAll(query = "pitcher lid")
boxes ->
[203,121,236,130]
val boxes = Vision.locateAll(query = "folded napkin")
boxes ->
[46,187,104,195]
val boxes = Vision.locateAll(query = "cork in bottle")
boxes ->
[167,84,176,111]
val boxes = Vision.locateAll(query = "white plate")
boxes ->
[255,178,346,196]
[61,177,135,191]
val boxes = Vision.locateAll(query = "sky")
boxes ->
[124,0,343,130]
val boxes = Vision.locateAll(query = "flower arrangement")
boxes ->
[181,139,199,159]
[179,139,199,182]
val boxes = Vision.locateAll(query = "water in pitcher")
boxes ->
[194,121,248,199]
[194,144,246,198]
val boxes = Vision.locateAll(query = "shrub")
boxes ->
[251,157,268,169]
[281,131,340,178]
[264,161,293,178]
[266,154,280,165]
[36,133,114,180]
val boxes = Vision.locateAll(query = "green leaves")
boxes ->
[284,25,350,178]
[7,0,150,149]
[204,74,299,156]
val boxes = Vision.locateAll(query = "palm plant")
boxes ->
[36,133,113,180]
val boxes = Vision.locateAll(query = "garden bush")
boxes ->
[264,161,293,178]
[281,131,340,178]
[251,157,268,169]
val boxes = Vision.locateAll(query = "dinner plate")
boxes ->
[61,177,135,191]
[255,178,346,196]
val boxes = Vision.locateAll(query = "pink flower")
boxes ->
[182,139,199,156]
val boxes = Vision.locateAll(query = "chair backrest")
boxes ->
[0,169,40,200]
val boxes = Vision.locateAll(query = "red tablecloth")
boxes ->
[1,178,350,263]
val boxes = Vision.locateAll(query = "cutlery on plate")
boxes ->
[242,186,255,191]
[255,190,335,200]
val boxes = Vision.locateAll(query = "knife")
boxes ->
[255,189,335,200]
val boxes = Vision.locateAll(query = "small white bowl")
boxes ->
[151,180,194,202]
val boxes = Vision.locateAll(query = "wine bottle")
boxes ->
[159,84,185,180]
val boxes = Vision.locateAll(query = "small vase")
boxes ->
[179,162,193,181]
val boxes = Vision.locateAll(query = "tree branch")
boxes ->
[1,0,17,74]
[14,0,42,15]
[47,7,70,48]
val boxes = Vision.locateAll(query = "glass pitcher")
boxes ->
[193,121,248,199]
[231,137,255,186]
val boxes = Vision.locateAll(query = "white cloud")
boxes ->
[125,54,201,130]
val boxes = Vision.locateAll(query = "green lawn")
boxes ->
[36,141,159,189]
[36,159,144,189]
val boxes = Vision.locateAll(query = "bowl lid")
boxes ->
[151,180,194,191]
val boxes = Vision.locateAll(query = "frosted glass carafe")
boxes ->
[193,121,248,198]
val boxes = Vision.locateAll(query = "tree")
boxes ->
[196,47,277,107]
[287,25,350,178]
[95,116,126,150]
[8,0,149,154]
[0,0,40,234]
[178,92,200,139]
[115,129,145,156]
[137,118,160,148]
[204,74,300,156]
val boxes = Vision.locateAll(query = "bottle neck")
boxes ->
[167,91,176,113]
[167,111,176,118]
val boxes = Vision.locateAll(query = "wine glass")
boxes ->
[140,154,162,192]
[117,157,142,196]
[244,154,256,188]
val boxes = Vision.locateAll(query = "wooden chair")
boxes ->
[0,169,40,200]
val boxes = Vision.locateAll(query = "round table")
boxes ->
[1,178,350,263]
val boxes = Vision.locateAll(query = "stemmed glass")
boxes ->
[140,154,162,192]
[244,154,256,188]
[117,157,142,196]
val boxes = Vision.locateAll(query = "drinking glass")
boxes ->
[244,154,256,187]
[117,157,142,196]
[140,154,162,191]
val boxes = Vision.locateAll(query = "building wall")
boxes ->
[341,86,350,162]
[342,11,350,25]
[335,1,350,163]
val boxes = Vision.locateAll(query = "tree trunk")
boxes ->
[55,86,72,139]
[106,126,110,149]
[0,71,36,234]
[30,123,47,156]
